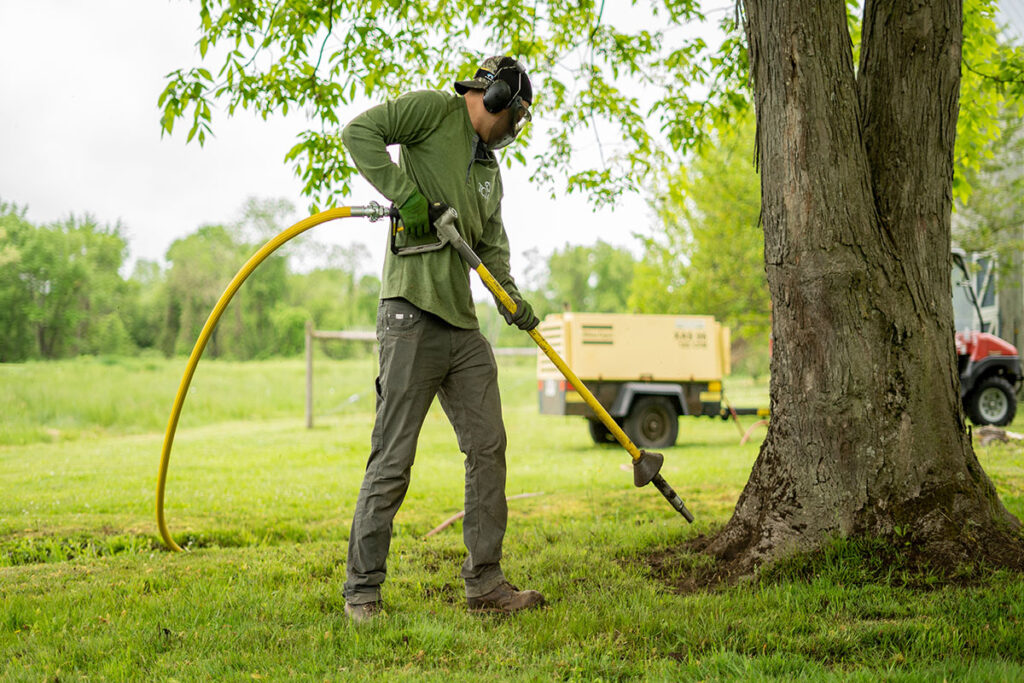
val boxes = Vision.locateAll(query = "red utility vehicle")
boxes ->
[953,249,1021,426]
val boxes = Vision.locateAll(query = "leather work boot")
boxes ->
[344,600,383,624]
[467,582,545,613]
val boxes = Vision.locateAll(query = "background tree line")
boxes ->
[0,184,773,372]
[0,198,380,363]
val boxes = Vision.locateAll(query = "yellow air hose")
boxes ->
[156,203,390,551]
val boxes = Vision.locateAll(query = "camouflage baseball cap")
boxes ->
[454,55,533,105]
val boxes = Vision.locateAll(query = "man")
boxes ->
[340,55,544,623]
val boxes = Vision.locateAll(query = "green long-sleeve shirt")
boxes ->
[342,90,522,329]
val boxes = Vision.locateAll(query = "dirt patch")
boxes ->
[644,534,749,594]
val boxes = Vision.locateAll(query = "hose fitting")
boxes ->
[349,201,390,222]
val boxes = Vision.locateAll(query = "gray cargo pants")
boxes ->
[343,298,508,605]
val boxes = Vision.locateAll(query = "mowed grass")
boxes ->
[1,355,1023,680]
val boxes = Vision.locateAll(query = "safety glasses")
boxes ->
[487,97,531,151]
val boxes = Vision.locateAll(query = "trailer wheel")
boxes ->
[965,376,1018,426]
[624,396,679,449]
[587,418,618,444]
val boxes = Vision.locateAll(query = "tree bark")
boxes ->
[708,0,1021,571]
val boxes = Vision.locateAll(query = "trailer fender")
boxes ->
[610,382,689,418]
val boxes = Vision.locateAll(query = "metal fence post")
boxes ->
[305,320,313,429]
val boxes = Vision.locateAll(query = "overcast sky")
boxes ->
[10,1,1017,283]
[0,0,656,283]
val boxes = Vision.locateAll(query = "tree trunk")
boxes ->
[708,0,1021,571]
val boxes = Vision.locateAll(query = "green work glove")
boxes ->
[398,191,430,239]
[498,294,539,331]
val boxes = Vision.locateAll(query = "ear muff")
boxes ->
[482,78,512,114]
[481,59,528,114]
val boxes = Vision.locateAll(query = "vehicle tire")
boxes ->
[964,376,1018,426]
[587,418,618,445]
[624,396,679,449]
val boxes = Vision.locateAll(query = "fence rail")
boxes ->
[304,321,534,428]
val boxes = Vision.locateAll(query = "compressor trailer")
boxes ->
[536,313,735,448]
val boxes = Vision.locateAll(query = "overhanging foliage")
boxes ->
[160,0,1022,210]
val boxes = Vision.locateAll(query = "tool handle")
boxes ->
[479,265,642,462]
[389,202,452,256]
[651,474,695,523]
[527,327,643,461]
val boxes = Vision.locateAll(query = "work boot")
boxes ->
[344,600,383,624]
[467,582,545,613]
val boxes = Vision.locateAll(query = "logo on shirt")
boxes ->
[478,180,492,199]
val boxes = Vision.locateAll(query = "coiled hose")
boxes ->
[156,203,390,551]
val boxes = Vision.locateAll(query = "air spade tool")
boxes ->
[421,203,694,523]
[156,202,692,553]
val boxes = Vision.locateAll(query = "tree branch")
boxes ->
[312,0,336,81]
[963,58,1024,86]
[239,0,286,73]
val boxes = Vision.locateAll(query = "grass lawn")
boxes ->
[1,355,1023,680]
